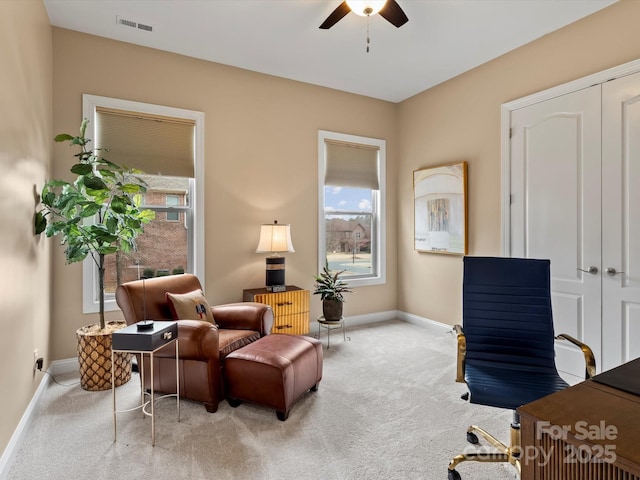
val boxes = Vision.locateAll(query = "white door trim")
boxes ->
[500,57,640,255]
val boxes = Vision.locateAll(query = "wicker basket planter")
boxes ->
[76,321,132,391]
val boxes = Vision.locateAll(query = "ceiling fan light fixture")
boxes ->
[346,0,387,17]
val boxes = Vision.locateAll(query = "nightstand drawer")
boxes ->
[253,290,309,316]
[271,313,309,335]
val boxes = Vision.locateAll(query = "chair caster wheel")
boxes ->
[448,469,462,480]
[466,432,479,444]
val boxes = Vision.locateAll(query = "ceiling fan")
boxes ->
[319,0,409,30]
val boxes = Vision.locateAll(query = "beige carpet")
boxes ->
[6,320,516,480]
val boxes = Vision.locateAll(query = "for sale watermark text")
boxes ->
[526,420,618,466]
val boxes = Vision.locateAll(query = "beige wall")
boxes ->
[397,0,640,326]
[50,28,399,360]
[0,0,52,460]
[3,0,639,463]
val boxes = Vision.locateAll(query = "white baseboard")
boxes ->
[49,357,79,376]
[396,311,453,333]
[0,358,77,480]
[309,310,453,333]
[338,310,397,327]
[0,373,50,479]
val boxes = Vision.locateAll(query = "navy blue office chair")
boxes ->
[447,257,596,480]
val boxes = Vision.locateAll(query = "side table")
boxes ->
[111,321,180,446]
[316,316,349,348]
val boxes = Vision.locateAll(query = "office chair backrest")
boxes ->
[463,256,558,375]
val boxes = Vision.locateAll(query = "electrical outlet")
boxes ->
[33,349,39,372]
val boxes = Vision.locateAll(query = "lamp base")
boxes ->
[265,256,286,290]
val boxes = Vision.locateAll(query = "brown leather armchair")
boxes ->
[115,274,273,413]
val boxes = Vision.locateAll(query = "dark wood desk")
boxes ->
[518,380,640,479]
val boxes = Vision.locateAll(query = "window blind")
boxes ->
[95,107,195,177]
[324,140,379,189]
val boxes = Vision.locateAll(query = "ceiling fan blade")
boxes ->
[379,0,409,28]
[319,1,351,29]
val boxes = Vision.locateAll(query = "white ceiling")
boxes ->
[43,0,618,103]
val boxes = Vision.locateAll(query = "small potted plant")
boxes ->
[313,261,353,321]
[35,119,155,391]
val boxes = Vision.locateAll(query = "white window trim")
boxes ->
[81,94,205,314]
[318,130,386,287]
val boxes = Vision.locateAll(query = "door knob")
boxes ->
[577,266,598,274]
[606,267,624,276]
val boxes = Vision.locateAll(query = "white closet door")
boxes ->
[510,85,602,377]
[602,72,640,371]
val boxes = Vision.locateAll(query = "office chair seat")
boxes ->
[465,362,568,410]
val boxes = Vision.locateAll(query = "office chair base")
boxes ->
[447,419,521,479]
[447,469,461,480]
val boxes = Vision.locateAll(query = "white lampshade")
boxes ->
[346,0,387,16]
[255,221,295,254]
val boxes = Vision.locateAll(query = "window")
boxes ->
[133,176,190,280]
[82,94,204,314]
[318,131,386,287]
[165,194,180,222]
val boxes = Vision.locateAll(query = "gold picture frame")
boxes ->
[413,161,468,255]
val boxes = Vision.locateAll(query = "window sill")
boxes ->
[344,275,385,288]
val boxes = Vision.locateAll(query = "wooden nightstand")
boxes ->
[243,286,310,335]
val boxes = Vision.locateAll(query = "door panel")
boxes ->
[624,302,640,361]
[602,72,640,370]
[510,86,602,377]
[551,292,582,339]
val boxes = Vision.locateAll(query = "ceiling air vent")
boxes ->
[116,16,155,33]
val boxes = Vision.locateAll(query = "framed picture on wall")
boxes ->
[413,161,468,255]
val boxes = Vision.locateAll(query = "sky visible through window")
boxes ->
[325,186,372,213]
[324,186,373,276]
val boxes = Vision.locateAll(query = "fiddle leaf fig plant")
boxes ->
[35,118,155,330]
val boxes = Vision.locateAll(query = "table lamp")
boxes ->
[255,220,295,292]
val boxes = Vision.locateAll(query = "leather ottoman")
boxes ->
[224,334,323,420]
